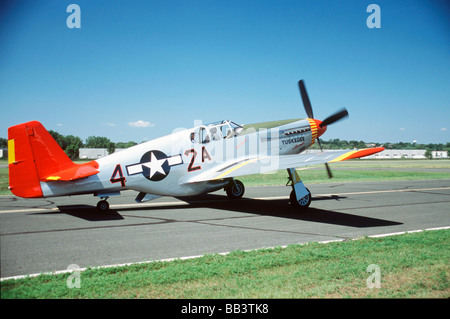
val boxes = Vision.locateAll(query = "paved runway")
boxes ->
[1,179,450,279]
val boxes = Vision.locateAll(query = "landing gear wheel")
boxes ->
[97,200,110,212]
[290,188,311,209]
[226,180,245,199]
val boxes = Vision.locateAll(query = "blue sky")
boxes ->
[1,0,449,144]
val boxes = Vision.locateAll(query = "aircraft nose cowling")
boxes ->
[313,119,327,137]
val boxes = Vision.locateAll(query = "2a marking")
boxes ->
[110,164,126,187]
[184,149,201,172]
[184,146,211,172]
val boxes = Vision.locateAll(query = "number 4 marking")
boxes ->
[110,164,126,187]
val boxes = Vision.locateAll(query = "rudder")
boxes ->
[8,121,45,197]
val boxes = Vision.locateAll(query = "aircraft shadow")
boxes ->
[57,205,124,221]
[50,195,402,229]
[182,196,401,228]
[117,194,401,228]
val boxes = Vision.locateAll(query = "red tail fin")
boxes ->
[8,121,99,198]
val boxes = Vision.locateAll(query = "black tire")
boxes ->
[226,180,245,199]
[290,188,311,209]
[97,200,110,212]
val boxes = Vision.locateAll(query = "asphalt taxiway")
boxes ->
[1,179,449,279]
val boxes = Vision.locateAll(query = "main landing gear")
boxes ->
[289,188,311,209]
[287,168,311,209]
[224,173,311,209]
[225,179,245,199]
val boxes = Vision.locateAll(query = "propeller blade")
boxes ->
[317,138,333,178]
[298,80,314,119]
[325,163,333,178]
[320,108,349,127]
[316,137,324,151]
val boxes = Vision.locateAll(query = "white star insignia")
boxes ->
[142,152,167,178]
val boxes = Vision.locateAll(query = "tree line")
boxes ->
[47,131,138,159]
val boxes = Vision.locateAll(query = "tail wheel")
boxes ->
[290,188,311,209]
[226,180,245,199]
[97,200,110,212]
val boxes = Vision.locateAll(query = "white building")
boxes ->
[363,149,426,159]
[364,149,449,159]
[432,151,448,159]
[79,148,124,159]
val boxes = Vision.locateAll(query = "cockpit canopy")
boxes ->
[190,120,244,144]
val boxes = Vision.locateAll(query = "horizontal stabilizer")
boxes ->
[43,161,99,181]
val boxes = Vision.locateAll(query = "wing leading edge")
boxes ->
[180,147,385,184]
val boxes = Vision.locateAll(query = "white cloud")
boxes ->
[440,127,447,131]
[106,122,117,127]
[57,123,63,127]
[399,127,406,131]
[128,120,155,128]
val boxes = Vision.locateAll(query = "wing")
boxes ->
[179,147,384,184]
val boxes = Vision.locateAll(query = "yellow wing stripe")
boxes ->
[329,147,385,163]
[329,150,359,163]
[213,158,258,180]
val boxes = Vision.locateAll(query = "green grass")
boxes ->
[1,229,449,298]
[240,169,450,186]
[0,167,8,194]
